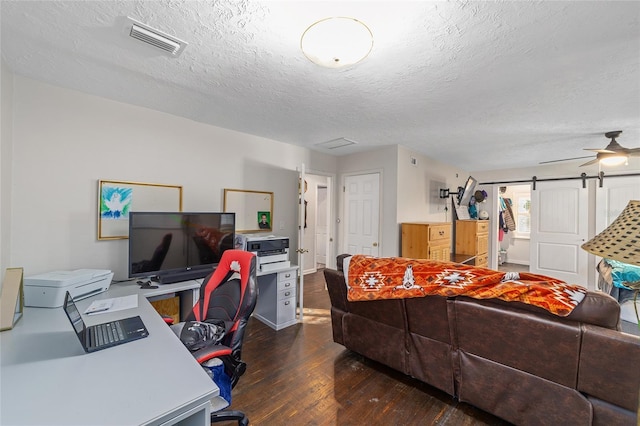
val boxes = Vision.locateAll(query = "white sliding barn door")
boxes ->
[595,176,640,233]
[529,180,588,286]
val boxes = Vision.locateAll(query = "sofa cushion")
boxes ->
[588,397,637,426]
[343,312,407,374]
[578,324,640,413]
[454,297,582,387]
[457,352,592,426]
[405,295,451,344]
[459,290,620,330]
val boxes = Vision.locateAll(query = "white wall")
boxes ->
[8,76,337,279]
[396,145,468,223]
[396,145,470,253]
[1,60,14,277]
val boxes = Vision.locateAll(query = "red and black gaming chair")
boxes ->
[171,249,258,426]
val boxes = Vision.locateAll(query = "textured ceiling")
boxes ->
[2,0,639,171]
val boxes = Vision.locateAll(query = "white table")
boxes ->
[0,292,218,426]
[108,279,202,321]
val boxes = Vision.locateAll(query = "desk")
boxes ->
[0,293,217,426]
[108,279,202,321]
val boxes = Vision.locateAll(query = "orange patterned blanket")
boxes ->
[346,255,587,316]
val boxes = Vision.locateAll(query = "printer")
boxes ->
[237,234,290,273]
[24,269,114,308]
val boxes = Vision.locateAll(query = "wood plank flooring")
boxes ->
[228,269,512,426]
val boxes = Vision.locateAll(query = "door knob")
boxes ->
[373,242,378,247]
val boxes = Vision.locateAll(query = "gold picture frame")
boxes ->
[98,180,183,240]
[223,189,273,232]
[1,267,24,331]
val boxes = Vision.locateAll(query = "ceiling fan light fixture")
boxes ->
[600,154,628,166]
[301,17,373,68]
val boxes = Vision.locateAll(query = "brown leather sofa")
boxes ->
[324,254,640,426]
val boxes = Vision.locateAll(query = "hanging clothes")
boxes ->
[501,197,516,231]
[499,197,516,232]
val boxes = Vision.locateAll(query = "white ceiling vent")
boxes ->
[126,17,187,56]
[315,137,358,150]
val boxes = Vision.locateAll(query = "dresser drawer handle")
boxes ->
[284,282,291,287]
[284,273,291,278]
[438,231,444,236]
[284,291,291,297]
[284,301,290,306]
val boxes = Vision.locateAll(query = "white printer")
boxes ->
[24,269,114,308]
[237,234,290,273]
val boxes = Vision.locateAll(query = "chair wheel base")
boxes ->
[211,409,248,426]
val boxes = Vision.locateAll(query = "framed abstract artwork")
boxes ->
[98,180,183,240]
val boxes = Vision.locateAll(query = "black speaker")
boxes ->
[158,269,211,284]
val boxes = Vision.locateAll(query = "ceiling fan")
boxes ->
[540,131,640,167]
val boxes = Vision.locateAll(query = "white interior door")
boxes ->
[344,173,380,256]
[297,164,306,322]
[315,185,328,266]
[529,180,588,286]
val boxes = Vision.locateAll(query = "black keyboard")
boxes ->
[90,322,125,347]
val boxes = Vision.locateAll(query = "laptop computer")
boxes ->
[63,291,149,353]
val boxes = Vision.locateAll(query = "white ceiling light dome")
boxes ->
[301,17,373,68]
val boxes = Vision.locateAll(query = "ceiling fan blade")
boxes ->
[626,148,640,155]
[584,148,616,153]
[580,158,600,167]
[539,155,593,165]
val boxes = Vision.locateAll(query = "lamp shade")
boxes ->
[581,200,640,266]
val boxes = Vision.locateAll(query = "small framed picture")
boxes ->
[257,211,271,230]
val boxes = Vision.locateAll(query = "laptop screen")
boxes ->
[64,292,85,335]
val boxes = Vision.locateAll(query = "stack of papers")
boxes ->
[84,295,138,315]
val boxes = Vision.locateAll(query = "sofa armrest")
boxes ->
[324,268,349,313]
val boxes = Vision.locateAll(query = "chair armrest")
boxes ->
[193,344,232,364]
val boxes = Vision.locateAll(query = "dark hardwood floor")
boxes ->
[228,269,512,426]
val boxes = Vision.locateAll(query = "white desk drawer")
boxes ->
[277,298,296,323]
[278,270,296,282]
[279,288,295,301]
[277,278,295,292]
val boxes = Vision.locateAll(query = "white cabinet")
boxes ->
[253,266,298,330]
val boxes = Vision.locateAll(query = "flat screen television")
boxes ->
[128,212,235,284]
[457,176,478,206]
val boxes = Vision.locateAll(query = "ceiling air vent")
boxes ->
[126,17,187,56]
[316,137,358,150]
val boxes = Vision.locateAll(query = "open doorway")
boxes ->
[497,184,531,273]
[301,173,333,275]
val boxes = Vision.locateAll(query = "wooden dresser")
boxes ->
[401,222,451,261]
[455,220,489,267]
